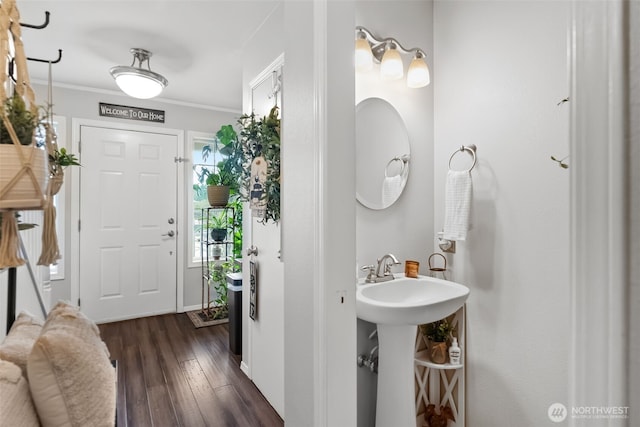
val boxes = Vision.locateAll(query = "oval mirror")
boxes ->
[355,98,410,210]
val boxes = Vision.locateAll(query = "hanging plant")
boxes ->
[238,106,281,223]
[0,91,38,146]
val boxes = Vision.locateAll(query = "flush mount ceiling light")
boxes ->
[109,48,168,99]
[355,26,430,88]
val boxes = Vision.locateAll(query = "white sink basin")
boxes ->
[356,274,470,427]
[356,275,469,325]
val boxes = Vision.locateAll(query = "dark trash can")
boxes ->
[226,272,242,355]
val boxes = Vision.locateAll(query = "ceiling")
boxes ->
[16,0,281,112]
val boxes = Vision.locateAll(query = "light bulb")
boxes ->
[407,56,430,88]
[380,46,403,80]
[355,38,373,72]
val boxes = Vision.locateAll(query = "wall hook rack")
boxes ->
[19,10,50,29]
[27,49,63,64]
[8,11,62,83]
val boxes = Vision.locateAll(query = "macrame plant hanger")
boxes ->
[0,1,61,332]
[0,0,47,268]
[37,60,62,266]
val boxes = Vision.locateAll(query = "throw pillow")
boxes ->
[28,301,115,427]
[0,359,40,427]
[0,311,43,375]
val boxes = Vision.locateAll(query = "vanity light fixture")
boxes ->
[109,48,168,99]
[407,51,430,88]
[355,31,374,72]
[355,26,430,88]
[380,42,404,80]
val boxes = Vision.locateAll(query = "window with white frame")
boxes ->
[188,131,216,267]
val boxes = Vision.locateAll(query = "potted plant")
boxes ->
[0,92,48,211]
[209,212,228,243]
[47,147,80,195]
[202,124,243,207]
[206,258,238,320]
[421,318,456,364]
[204,166,233,206]
[0,92,38,146]
[211,244,222,260]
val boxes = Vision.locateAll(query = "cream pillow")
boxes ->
[0,311,43,375]
[28,301,115,427]
[0,359,40,427]
[42,300,101,336]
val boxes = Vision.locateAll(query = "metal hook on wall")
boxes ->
[19,11,51,29]
[268,70,282,107]
[8,11,62,83]
[28,49,63,64]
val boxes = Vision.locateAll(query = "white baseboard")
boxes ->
[182,304,202,313]
[240,361,250,378]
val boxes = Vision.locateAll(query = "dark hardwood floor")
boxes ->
[98,313,283,427]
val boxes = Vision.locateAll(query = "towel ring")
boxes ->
[384,154,410,178]
[448,144,477,172]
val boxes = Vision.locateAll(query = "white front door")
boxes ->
[243,59,285,417]
[78,125,178,323]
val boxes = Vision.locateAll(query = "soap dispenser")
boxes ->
[449,337,461,365]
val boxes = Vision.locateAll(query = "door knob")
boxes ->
[162,230,175,237]
[168,218,175,224]
[246,246,258,256]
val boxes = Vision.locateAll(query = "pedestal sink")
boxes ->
[356,274,469,427]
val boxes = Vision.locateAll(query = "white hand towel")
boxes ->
[382,175,403,207]
[443,170,473,241]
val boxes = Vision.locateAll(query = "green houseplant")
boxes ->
[0,92,80,267]
[238,106,280,223]
[0,92,38,146]
[421,318,456,364]
[201,124,244,207]
[208,212,228,243]
[47,147,81,195]
[206,257,241,321]
[0,92,48,225]
[208,262,229,320]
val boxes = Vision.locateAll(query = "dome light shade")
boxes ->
[380,46,403,80]
[110,48,168,99]
[355,38,373,72]
[407,55,430,88]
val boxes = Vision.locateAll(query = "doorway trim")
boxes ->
[70,118,185,317]
[569,0,629,418]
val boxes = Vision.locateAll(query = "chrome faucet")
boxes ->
[361,253,401,283]
[375,253,401,279]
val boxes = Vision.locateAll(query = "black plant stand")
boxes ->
[4,235,49,334]
[6,267,17,334]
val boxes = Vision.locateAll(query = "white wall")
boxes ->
[433,1,570,425]
[282,1,357,425]
[354,1,434,426]
[29,84,237,310]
